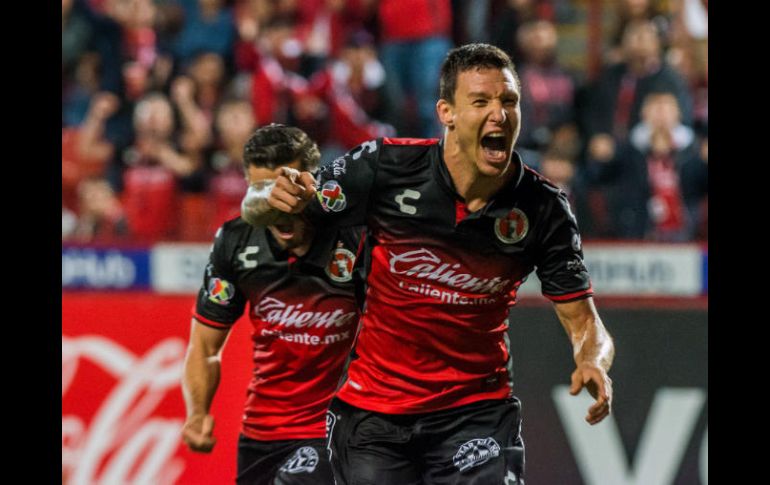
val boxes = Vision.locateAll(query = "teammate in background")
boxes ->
[242,44,615,485]
[181,124,362,485]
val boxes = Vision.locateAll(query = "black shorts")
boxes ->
[327,397,525,485]
[236,434,335,485]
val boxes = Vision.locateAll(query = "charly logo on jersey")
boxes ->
[279,446,319,474]
[318,180,347,212]
[207,277,235,305]
[494,208,529,244]
[254,297,357,328]
[395,189,421,215]
[453,437,501,471]
[326,245,356,282]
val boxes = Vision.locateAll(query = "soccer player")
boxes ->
[242,44,615,484]
[181,124,362,485]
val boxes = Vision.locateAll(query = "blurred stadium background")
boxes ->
[62,0,707,483]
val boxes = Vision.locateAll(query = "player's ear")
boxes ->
[436,99,454,128]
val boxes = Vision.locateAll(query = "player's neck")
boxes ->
[443,145,516,212]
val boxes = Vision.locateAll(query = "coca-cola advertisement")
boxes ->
[62,292,253,485]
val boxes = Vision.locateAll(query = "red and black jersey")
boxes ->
[307,138,593,414]
[194,217,362,440]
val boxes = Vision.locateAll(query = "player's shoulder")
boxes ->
[376,137,441,170]
[519,163,565,202]
[213,216,261,247]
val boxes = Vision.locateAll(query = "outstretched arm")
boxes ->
[241,167,317,226]
[181,319,231,453]
[553,297,614,425]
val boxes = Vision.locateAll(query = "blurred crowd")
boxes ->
[62,0,708,244]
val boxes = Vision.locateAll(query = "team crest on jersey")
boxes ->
[318,180,347,212]
[326,246,356,282]
[453,437,501,471]
[494,208,529,244]
[207,277,235,305]
[279,446,319,474]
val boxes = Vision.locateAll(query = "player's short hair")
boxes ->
[243,123,320,172]
[439,43,519,104]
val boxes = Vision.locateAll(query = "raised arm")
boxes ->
[553,297,614,425]
[241,167,317,226]
[181,318,231,453]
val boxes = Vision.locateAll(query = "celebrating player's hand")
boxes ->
[182,414,217,453]
[268,167,317,214]
[569,363,613,425]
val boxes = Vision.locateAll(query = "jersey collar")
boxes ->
[433,141,527,217]
[262,224,339,270]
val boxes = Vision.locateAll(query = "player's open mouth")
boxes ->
[480,132,509,163]
[272,223,295,239]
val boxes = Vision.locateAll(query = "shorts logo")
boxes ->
[326,411,337,458]
[326,246,356,282]
[453,437,501,472]
[318,180,347,212]
[207,278,235,305]
[494,208,529,244]
[279,446,319,474]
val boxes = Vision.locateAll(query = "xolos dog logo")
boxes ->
[326,246,356,282]
[494,208,529,244]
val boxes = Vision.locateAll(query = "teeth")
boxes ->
[486,133,505,138]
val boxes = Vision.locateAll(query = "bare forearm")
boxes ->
[182,346,221,417]
[571,314,614,372]
[240,182,283,226]
[555,298,614,371]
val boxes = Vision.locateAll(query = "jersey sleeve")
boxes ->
[534,191,594,302]
[192,226,248,329]
[305,139,379,227]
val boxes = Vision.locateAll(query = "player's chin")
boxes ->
[477,159,511,177]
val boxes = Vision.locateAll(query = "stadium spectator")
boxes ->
[62,92,120,210]
[68,178,130,243]
[583,19,693,161]
[120,92,204,240]
[63,51,105,127]
[489,0,542,61]
[173,0,237,67]
[293,0,368,74]
[587,91,707,241]
[63,0,95,85]
[515,19,580,167]
[375,0,454,138]
[207,98,257,233]
[183,51,229,122]
[604,0,671,65]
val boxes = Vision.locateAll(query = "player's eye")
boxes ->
[473,99,488,107]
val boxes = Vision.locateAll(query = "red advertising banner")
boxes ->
[62,292,254,484]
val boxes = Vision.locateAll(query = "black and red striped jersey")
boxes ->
[306,137,593,414]
[193,217,362,440]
